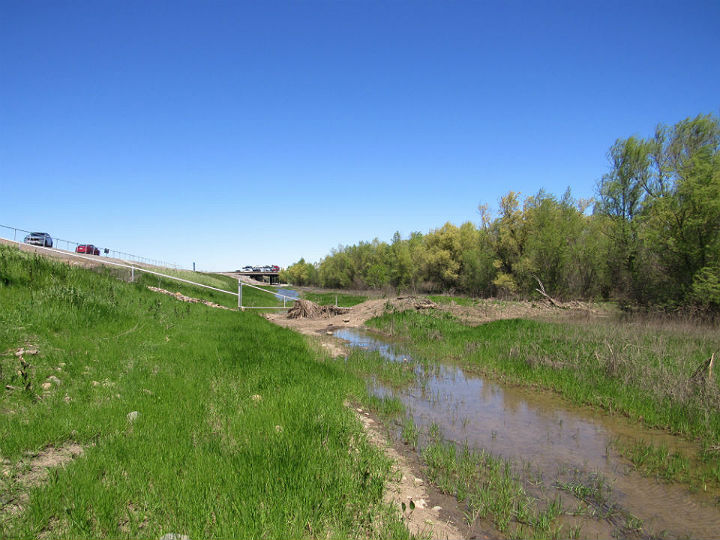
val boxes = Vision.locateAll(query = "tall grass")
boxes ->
[0,246,409,538]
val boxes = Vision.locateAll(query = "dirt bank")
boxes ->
[265,297,438,356]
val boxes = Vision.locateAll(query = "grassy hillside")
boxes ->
[0,245,408,539]
[134,270,283,309]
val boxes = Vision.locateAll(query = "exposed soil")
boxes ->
[1,443,85,518]
[433,298,603,326]
[146,286,233,310]
[266,296,436,336]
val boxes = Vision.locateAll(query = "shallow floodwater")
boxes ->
[274,288,300,301]
[335,327,720,539]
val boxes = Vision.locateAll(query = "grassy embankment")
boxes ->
[134,269,284,310]
[0,245,409,539]
[366,309,720,488]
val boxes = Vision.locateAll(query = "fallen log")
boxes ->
[534,276,562,308]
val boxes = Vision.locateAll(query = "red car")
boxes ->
[76,244,100,255]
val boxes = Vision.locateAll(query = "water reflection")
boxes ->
[274,288,300,301]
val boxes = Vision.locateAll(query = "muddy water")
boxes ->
[335,327,720,539]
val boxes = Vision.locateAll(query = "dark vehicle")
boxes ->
[76,244,100,255]
[23,232,53,247]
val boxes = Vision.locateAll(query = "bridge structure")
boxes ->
[234,270,280,285]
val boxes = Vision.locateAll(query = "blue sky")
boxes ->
[2,1,718,270]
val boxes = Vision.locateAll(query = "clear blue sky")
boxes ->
[2,1,718,270]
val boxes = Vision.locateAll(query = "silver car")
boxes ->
[24,232,53,247]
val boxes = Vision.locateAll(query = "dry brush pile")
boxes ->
[287,299,350,319]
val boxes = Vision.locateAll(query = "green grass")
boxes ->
[366,310,720,446]
[302,292,367,307]
[427,295,477,307]
[0,245,409,539]
[552,470,644,536]
[132,271,284,310]
[361,395,406,419]
[618,440,690,482]
[332,349,418,390]
[612,438,720,492]
[400,417,419,449]
[148,268,238,291]
[422,441,567,538]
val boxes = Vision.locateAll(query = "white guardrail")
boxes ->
[0,224,182,269]
[0,225,296,310]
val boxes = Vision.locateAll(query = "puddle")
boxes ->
[274,288,300,301]
[336,328,720,539]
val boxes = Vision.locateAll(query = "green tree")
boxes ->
[281,258,318,286]
[595,136,652,298]
[641,114,720,304]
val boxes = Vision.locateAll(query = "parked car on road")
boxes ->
[76,244,100,255]
[23,232,53,247]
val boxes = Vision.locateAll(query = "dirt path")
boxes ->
[265,296,440,355]
[352,406,466,540]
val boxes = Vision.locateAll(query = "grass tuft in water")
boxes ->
[422,441,568,538]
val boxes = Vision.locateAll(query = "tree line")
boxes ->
[281,113,720,310]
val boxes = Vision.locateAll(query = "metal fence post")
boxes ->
[238,282,242,309]
[131,266,135,282]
